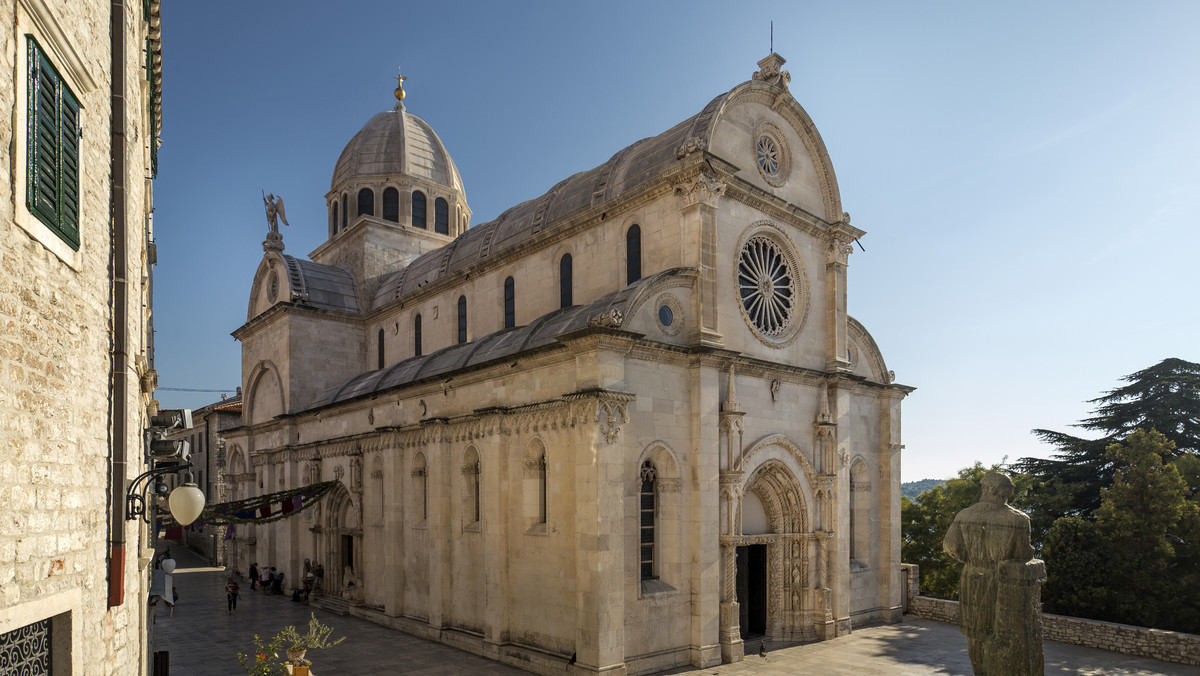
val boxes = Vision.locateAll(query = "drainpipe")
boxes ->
[107,0,128,608]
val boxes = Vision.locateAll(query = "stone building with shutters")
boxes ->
[225,53,912,675]
[0,0,165,673]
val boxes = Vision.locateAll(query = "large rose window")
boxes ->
[737,235,796,338]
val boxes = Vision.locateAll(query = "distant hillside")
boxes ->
[901,479,945,500]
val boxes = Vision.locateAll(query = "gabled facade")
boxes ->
[226,54,912,676]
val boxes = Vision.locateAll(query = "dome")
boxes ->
[330,106,467,199]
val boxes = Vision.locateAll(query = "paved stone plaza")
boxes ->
[154,548,1191,675]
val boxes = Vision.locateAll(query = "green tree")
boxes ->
[1043,430,1200,632]
[1016,358,1200,519]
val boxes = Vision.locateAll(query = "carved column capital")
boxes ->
[674,172,726,209]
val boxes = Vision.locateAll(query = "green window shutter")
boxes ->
[59,88,81,245]
[26,36,81,250]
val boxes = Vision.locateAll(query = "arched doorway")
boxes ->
[320,481,362,604]
[731,436,819,641]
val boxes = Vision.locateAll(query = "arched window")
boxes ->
[463,447,481,525]
[341,194,348,230]
[382,187,399,222]
[457,296,467,344]
[626,224,642,285]
[413,453,428,521]
[503,277,515,329]
[851,459,871,563]
[332,202,339,235]
[434,198,449,234]
[537,452,547,525]
[377,328,385,369]
[413,314,422,357]
[640,460,657,579]
[357,188,374,217]
[412,191,427,229]
[559,254,573,308]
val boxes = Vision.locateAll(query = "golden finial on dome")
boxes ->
[394,67,407,103]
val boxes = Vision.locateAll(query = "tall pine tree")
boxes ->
[1016,357,1200,517]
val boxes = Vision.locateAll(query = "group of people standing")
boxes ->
[248,562,286,594]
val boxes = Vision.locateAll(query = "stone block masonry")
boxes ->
[905,595,1200,667]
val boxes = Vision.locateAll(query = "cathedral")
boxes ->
[222,53,912,676]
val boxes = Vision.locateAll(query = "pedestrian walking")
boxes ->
[248,562,258,590]
[225,577,240,613]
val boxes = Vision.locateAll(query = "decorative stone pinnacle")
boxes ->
[722,364,741,412]
[753,52,791,90]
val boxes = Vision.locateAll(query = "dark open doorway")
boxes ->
[736,544,768,638]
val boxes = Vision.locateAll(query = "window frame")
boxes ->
[434,197,449,235]
[503,276,515,329]
[559,253,573,308]
[626,224,641,285]
[457,295,468,344]
[356,188,374,218]
[639,460,657,580]
[412,191,427,229]
[26,35,81,251]
[413,313,422,357]
[382,187,400,222]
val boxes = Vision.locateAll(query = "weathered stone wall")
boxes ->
[0,1,158,674]
[905,594,1200,667]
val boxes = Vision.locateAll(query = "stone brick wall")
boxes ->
[0,1,159,674]
[904,594,1200,667]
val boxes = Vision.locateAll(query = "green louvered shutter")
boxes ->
[26,36,81,250]
[59,88,81,245]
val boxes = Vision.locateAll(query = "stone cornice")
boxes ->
[232,300,359,342]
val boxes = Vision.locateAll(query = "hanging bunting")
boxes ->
[158,480,339,528]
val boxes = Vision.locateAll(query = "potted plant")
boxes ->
[277,613,345,675]
[236,634,283,676]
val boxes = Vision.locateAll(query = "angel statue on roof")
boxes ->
[263,192,289,234]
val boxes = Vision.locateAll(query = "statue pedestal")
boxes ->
[263,231,284,252]
[991,559,1046,676]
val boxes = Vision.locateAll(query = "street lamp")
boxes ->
[127,466,206,525]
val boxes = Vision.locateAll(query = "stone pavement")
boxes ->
[153,546,1192,675]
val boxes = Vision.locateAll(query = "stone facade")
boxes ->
[0,1,162,673]
[226,53,912,675]
[164,395,242,565]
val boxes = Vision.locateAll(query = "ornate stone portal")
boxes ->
[944,473,1046,675]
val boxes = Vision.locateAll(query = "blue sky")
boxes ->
[153,1,1200,482]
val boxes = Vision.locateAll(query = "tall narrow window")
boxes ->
[503,277,515,328]
[382,187,400,222]
[434,198,449,234]
[537,453,547,525]
[332,202,339,234]
[559,254,573,308]
[464,448,481,525]
[412,191,427,229]
[413,453,428,521]
[377,328,385,369]
[26,37,81,250]
[413,314,422,357]
[640,460,657,579]
[357,188,374,217]
[457,296,468,344]
[341,194,347,230]
[626,224,642,285]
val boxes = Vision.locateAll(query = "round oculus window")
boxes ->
[753,122,790,187]
[737,235,796,339]
[267,271,279,303]
[654,293,683,336]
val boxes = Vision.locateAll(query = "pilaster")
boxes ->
[675,171,726,347]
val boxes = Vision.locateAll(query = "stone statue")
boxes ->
[943,472,1046,676]
[262,192,289,234]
